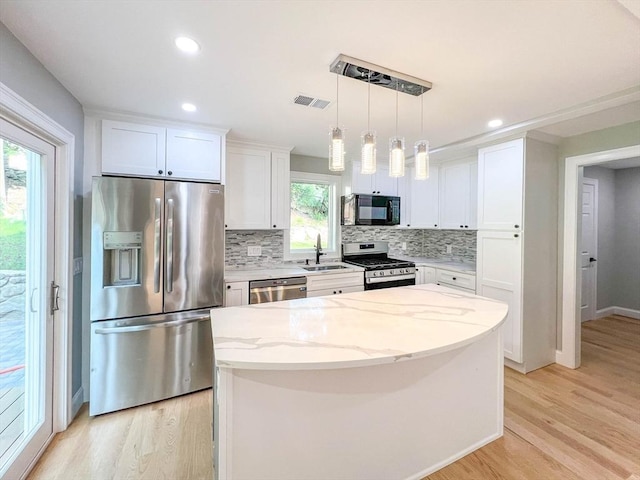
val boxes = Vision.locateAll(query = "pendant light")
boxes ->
[360,70,376,174]
[414,90,430,180]
[329,75,345,172]
[389,82,405,177]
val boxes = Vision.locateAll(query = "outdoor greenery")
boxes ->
[0,217,26,270]
[290,182,329,250]
[1,140,27,270]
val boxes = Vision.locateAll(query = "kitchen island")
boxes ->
[211,284,508,480]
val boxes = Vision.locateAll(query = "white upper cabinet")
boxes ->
[397,165,440,228]
[349,161,398,196]
[102,120,165,177]
[477,139,524,231]
[166,128,222,182]
[101,119,225,182]
[225,143,291,230]
[439,159,477,230]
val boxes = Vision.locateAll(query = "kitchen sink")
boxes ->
[302,265,349,272]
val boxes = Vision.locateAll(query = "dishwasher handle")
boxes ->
[249,283,307,304]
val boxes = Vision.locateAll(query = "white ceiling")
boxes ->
[1,0,639,158]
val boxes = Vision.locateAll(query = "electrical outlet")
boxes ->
[446,245,452,254]
[247,246,262,257]
[401,242,407,250]
[73,257,83,275]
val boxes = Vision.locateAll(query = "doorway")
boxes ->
[559,144,640,369]
[0,119,55,479]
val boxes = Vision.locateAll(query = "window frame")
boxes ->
[284,171,341,262]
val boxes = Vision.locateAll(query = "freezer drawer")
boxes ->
[89,309,213,416]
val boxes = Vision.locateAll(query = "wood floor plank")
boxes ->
[25,315,639,480]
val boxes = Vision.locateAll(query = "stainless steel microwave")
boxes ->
[341,194,401,226]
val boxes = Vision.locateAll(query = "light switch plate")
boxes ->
[247,246,262,257]
[446,245,452,254]
[401,242,407,250]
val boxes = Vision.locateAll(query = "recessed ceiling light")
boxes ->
[175,36,200,54]
[181,103,197,112]
[488,119,503,128]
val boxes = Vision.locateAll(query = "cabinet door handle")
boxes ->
[434,224,438,227]
[158,169,163,175]
[273,224,276,228]
[333,291,337,294]
[452,277,457,281]
[460,225,464,228]
[339,290,342,293]
[515,224,520,228]
[514,234,519,238]
[227,285,231,289]
[167,170,173,176]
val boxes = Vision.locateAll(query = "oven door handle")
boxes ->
[366,273,416,284]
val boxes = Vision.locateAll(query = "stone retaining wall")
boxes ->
[0,271,26,321]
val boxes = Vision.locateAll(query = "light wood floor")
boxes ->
[27,315,639,480]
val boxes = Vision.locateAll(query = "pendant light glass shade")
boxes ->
[414,140,430,180]
[329,127,345,171]
[328,75,345,172]
[361,132,376,174]
[389,137,405,177]
[360,70,376,175]
[389,83,405,177]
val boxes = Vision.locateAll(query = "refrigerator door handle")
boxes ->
[153,197,162,293]
[94,315,209,335]
[166,198,174,292]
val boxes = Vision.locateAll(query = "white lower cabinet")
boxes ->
[435,269,476,292]
[415,266,436,285]
[476,232,523,362]
[306,272,364,298]
[224,281,249,307]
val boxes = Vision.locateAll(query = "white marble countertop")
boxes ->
[211,284,507,371]
[224,262,364,282]
[394,256,476,274]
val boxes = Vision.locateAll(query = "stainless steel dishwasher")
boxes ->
[249,277,307,304]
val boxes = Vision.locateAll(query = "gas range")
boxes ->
[342,242,416,290]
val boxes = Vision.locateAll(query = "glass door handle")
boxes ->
[30,287,38,313]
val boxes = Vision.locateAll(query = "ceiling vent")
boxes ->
[330,54,432,96]
[293,94,331,109]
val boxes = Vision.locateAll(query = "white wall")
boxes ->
[613,167,640,311]
[0,22,85,399]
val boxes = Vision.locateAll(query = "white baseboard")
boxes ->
[596,306,640,320]
[72,387,84,419]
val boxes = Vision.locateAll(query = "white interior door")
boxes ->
[0,119,55,480]
[580,178,598,322]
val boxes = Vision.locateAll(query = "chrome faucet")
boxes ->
[315,233,325,264]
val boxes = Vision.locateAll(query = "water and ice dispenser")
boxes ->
[102,231,142,287]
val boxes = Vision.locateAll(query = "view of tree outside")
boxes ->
[0,140,27,270]
[290,181,329,250]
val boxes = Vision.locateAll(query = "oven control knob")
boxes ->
[373,271,378,276]
[389,270,394,275]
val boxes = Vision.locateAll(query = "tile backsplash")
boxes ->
[341,226,423,257]
[225,230,284,268]
[225,228,476,268]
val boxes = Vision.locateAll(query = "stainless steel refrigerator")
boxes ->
[89,176,224,416]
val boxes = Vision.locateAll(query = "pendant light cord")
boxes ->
[367,70,371,131]
[395,82,399,136]
[336,74,339,126]
[420,91,424,136]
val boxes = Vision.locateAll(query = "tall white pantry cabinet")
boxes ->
[476,137,558,373]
